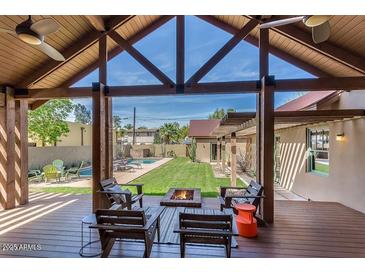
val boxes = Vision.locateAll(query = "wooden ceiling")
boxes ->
[1,15,365,94]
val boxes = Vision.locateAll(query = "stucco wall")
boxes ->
[121,144,187,158]
[29,146,92,169]
[29,121,117,147]
[276,118,365,213]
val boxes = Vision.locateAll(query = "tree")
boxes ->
[28,99,74,146]
[179,124,189,141]
[113,115,125,139]
[74,103,91,124]
[124,123,133,130]
[159,122,180,144]
[138,126,147,129]
[208,108,236,119]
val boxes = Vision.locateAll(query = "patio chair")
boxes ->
[219,180,264,216]
[90,207,164,257]
[174,212,234,258]
[65,161,85,180]
[99,178,144,210]
[52,159,65,177]
[42,164,61,183]
[28,169,43,183]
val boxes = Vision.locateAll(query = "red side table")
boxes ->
[234,204,257,238]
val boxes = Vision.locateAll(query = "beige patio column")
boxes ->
[216,137,221,166]
[0,87,16,210]
[230,132,237,187]
[221,136,226,174]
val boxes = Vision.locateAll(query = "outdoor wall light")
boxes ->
[336,133,345,141]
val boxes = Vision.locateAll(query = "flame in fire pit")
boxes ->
[171,190,193,200]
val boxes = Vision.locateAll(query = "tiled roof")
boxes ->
[189,120,220,137]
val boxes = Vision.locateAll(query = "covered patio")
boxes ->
[1,15,365,257]
[1,192,365,258]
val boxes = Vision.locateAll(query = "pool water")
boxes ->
[79,159,159,177]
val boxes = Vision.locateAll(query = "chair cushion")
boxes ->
[225,188,246,197]
[108,185,131,204]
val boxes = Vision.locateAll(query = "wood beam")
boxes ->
[186,19,258,85]
[109,31,175,86]
[15,99,28,205]
[230,132,237,187]
[107,85,176,97]
[196,16,331,77]
[275,77,365,91]
[92,82,108,212]
[85,15,106,32]
[186,81,258,94]
[29,16,175,110]
[272,23,365,75]
[176,15,185,92]
[260,76,275,224]
[99,35,113,179]
[257,28,269,187]
[18,16,133,88]
[15,87,91,100]
[0,87,16,210]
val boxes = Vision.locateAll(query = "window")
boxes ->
[307,128,329,175]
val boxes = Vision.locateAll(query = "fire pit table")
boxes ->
[160,187,202,208]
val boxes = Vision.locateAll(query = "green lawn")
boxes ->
[30,157,245,197]
[314,162,329,174]
[126,157,245,197]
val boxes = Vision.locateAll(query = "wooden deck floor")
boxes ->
[0,192,365,258]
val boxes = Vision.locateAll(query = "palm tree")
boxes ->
[159,122,180,144]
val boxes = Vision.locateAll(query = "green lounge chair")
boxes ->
[65,161,85,181]
[43,164,61,183]
[52,159,65,177]
[28,169,43,183]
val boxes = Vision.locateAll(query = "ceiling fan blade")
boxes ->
[312,21,330,44]
[36,42,65,61]
[0,28,16,35]
[30,18,60,35]
[259,16,305,29]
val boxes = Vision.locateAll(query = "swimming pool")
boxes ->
[79,159,159,177]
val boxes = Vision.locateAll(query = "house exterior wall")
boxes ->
[275,118,365,213]
[29,121,117,147]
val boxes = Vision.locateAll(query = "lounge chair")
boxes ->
[174,212,234,258]
[52,159,65,177]
[99,178,144,210]
[219,180,264,217]
[90,207,164,257]
[28,169,43,183]
[42,164,61,183]
[65,161,85,180]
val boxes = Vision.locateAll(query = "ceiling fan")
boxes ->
[259,15,331,44]
[0,16,65,61]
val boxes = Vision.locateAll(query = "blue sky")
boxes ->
[72,16,314,128]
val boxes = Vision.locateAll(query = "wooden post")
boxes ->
[216,138,221,166]
[256,28,269,184]
[221,136,226,174]
[260,76,275,223]
[99,35,113,179]
[230,132,237,187]
[15,99,28,205]
[0,87,16,210]
[92,82,108,212]
[176,15,185,93]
